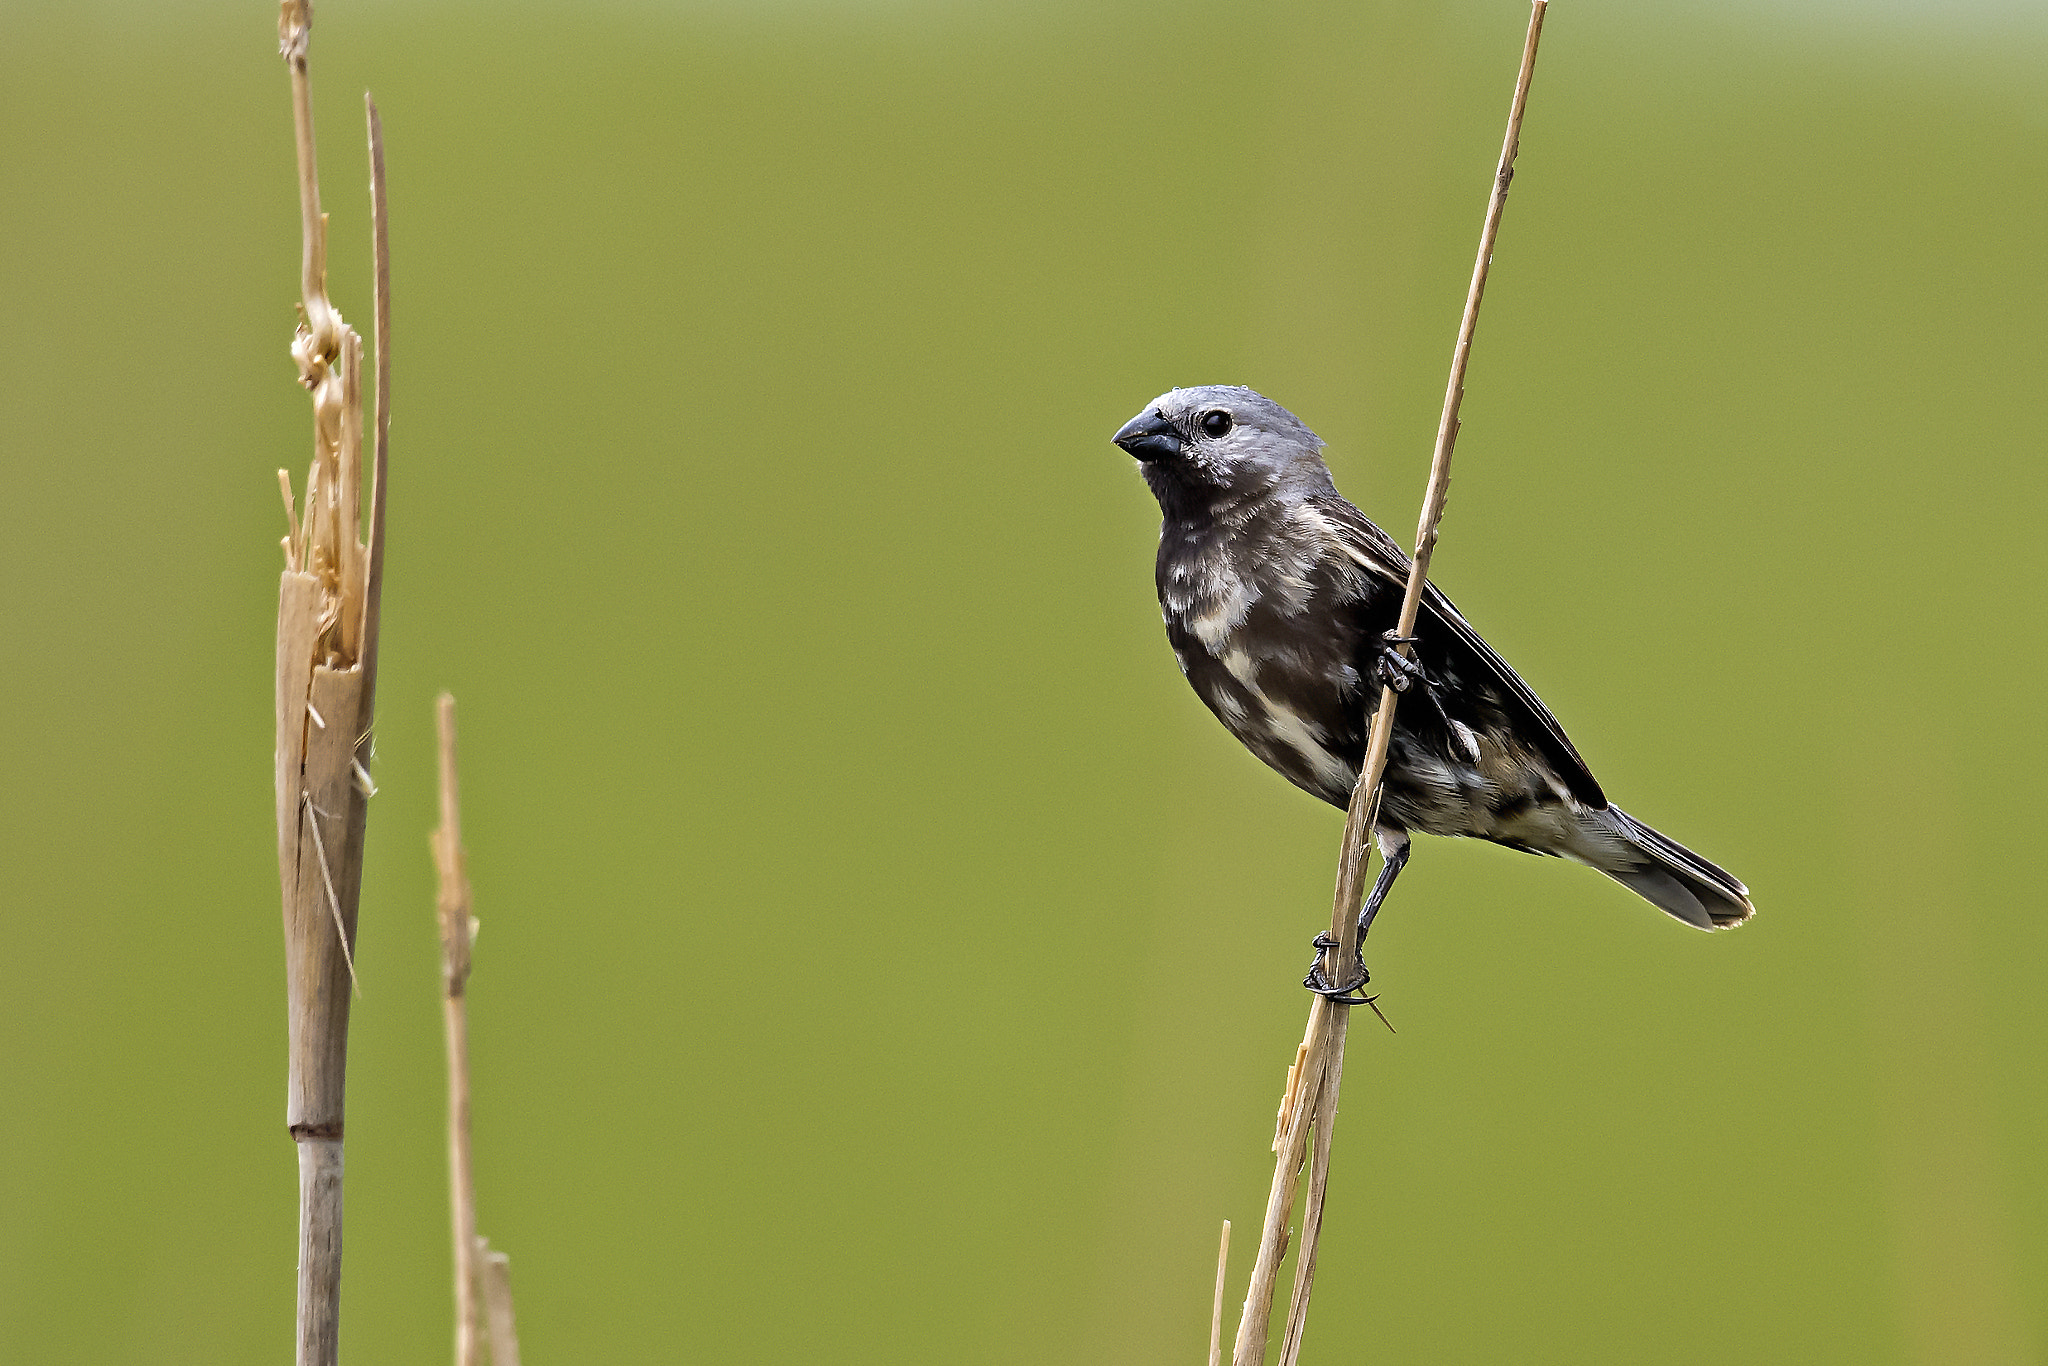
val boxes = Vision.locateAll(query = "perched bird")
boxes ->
[1112,385,1752,968]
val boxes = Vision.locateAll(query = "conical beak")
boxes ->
[1113,408,1181,462]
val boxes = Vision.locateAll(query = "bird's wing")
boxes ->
[1321,498,1608,809]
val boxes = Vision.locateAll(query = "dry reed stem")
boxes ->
[363,92,391,728]
[434,695,523,1366]
[1231,1002,1326,1364]
[481,1243,523,1366]
[1210,1220,1233,1366]
[434,694,483,1366]
[1231,7,1548,1363]
[272,4,390,1362]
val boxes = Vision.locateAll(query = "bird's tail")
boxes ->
[1583,806,1754,931]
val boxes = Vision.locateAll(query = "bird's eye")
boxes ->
[1199,410,1233,438]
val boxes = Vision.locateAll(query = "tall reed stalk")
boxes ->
[1227,7,1549,1362]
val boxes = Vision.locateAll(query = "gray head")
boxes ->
[1112,385,1333,510]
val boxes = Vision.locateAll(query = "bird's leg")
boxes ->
[1356,832,1410,942]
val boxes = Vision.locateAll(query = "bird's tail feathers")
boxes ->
[1591,807,1754,931]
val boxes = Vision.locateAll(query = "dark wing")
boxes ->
[1320,497,1608,809]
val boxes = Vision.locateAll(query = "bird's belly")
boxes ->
[1379,731,1584,851]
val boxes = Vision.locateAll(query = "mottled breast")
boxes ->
[1157,499,1384,806]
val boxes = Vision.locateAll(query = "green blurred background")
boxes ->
[4,0,2044,1361]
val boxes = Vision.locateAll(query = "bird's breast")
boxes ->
[1158,527,1372,806]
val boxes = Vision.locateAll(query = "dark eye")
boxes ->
[1199,410,1233,438]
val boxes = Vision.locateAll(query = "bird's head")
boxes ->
[1112,385,1331,507]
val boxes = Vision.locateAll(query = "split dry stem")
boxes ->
[271,4,391,1363]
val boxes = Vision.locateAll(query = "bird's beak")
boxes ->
[1113,408,1181,462]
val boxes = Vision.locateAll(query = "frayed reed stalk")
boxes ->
[433,694,523,1366]
[272,3,390,1362]
[1227,7,1548,1363]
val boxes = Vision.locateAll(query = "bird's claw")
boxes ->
[1302,930,1372,1001]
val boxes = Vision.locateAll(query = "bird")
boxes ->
[1111,385,1752,980]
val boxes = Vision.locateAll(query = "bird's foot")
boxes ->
[1372,631,1425,693]
[1374,630,1468,745]
[1302,930,1371,1000]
